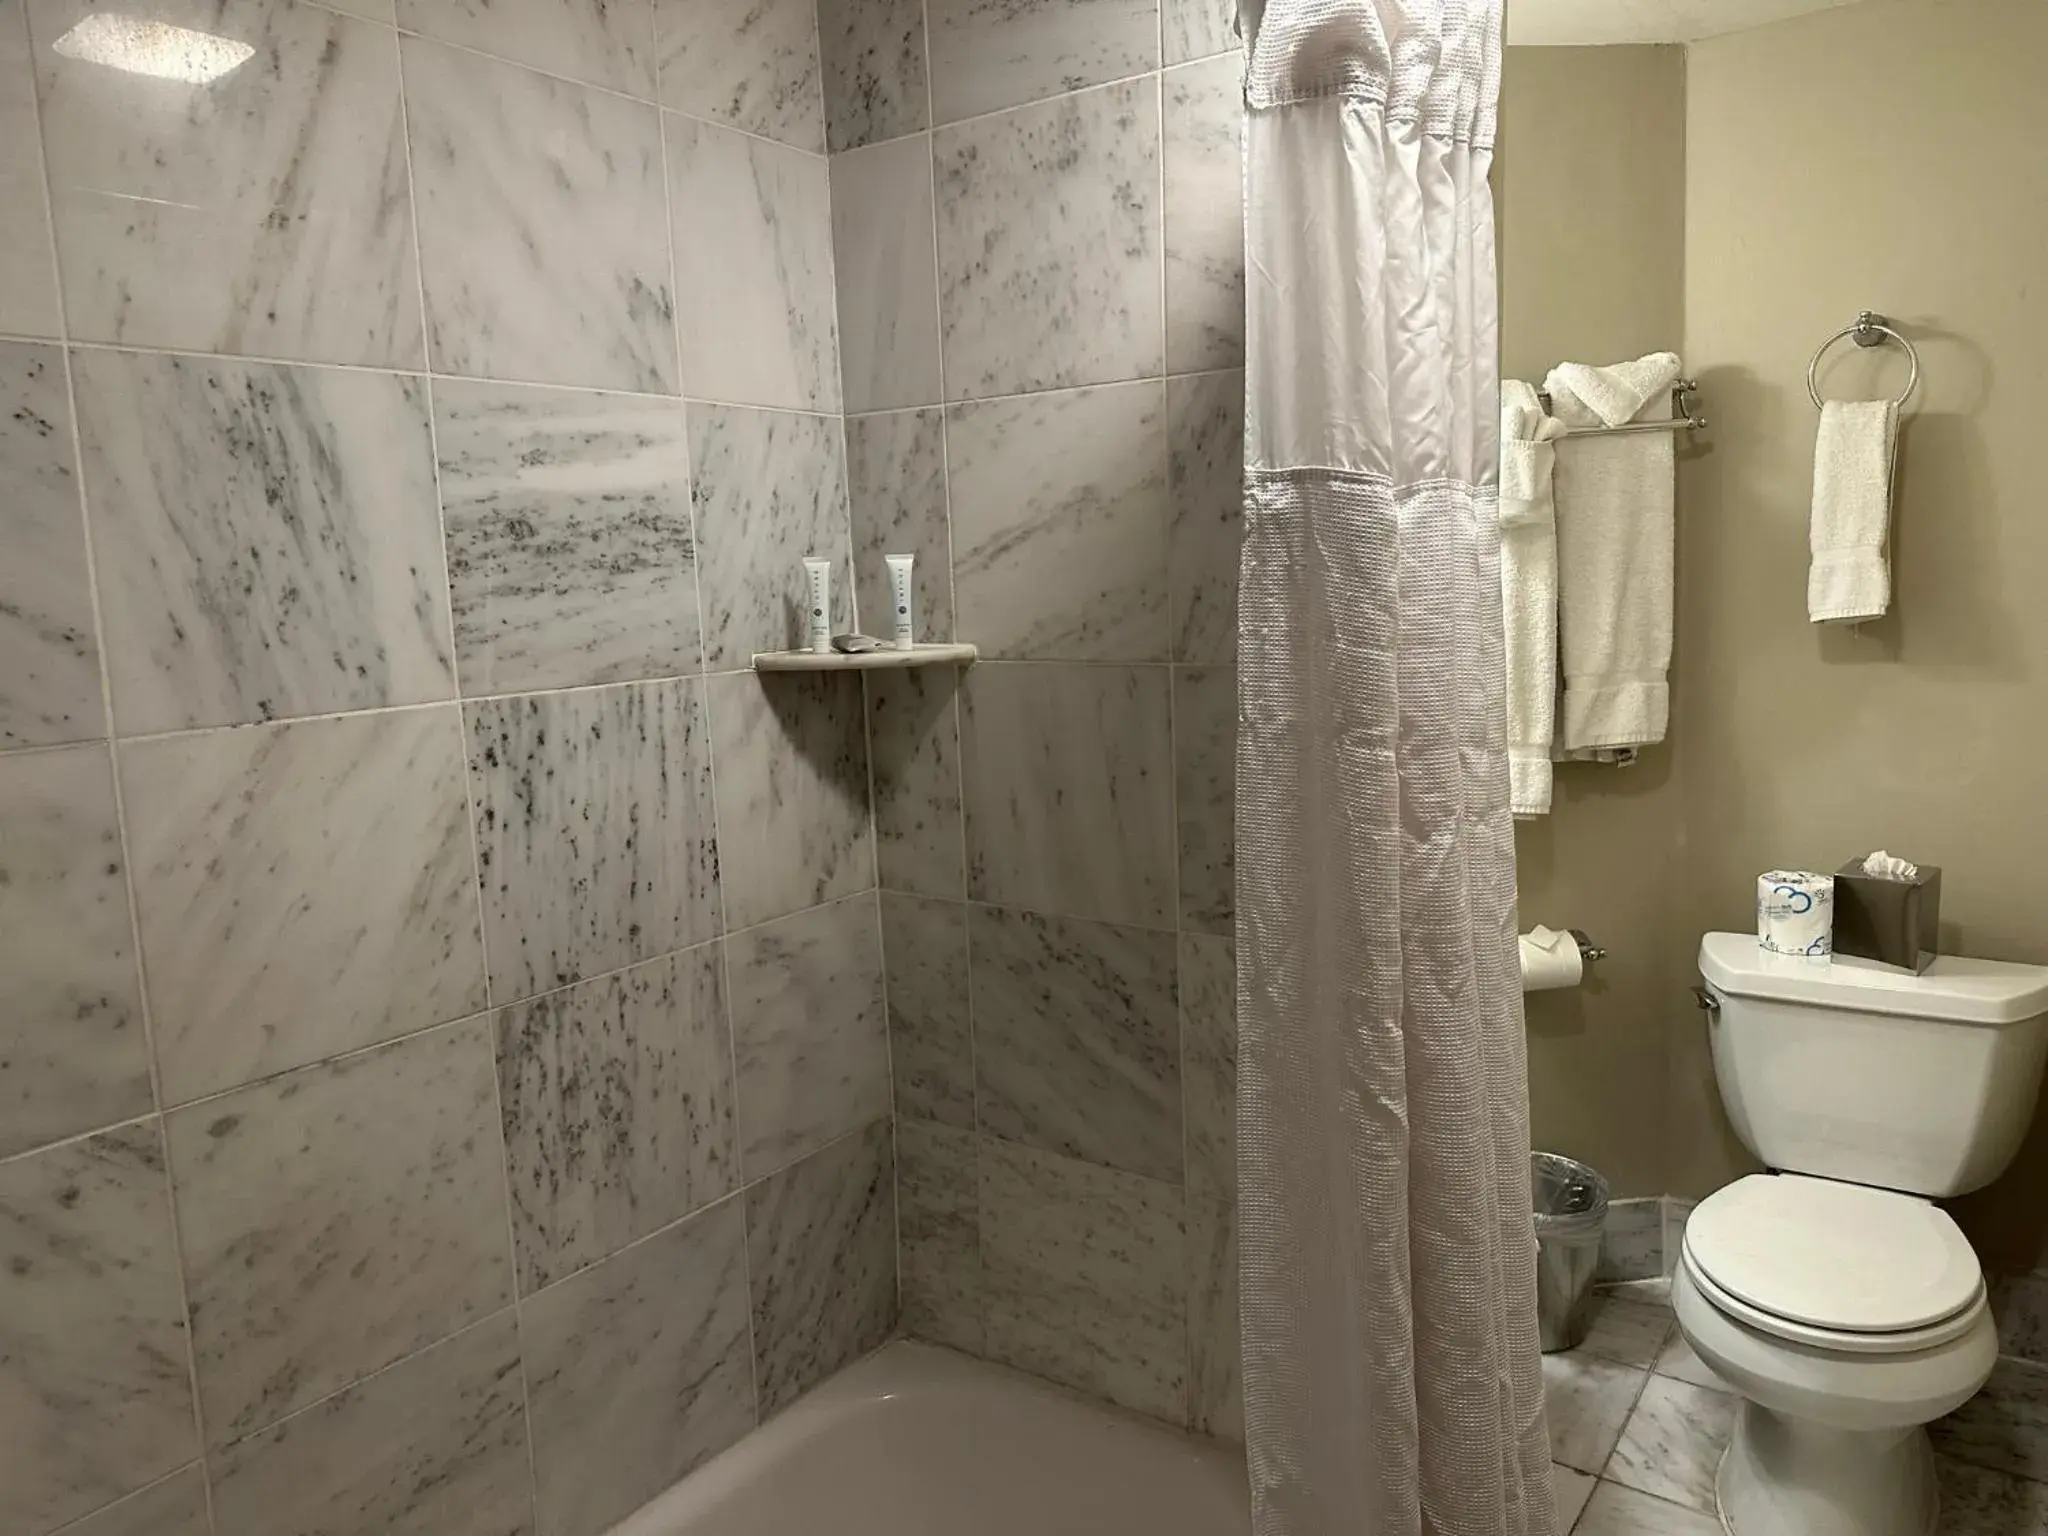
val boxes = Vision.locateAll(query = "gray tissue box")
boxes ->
[1833,859,1941,973]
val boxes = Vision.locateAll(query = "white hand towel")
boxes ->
[1541,352,1682,759]
[1808,399,1899,624]
[1500,379,1565,817]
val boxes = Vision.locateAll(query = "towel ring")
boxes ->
[1806,310,1920,411]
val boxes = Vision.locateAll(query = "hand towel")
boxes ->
[1500,379,1565,817]
[1808,399,1899,624]
[1542,352,1682,759]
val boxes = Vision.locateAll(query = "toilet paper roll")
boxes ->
[1519,926,1584,992]
[1758,871,1834,960]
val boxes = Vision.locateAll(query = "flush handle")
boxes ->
[1691,986,1721,1016]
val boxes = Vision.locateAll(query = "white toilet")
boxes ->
[1678,933,2048,1536]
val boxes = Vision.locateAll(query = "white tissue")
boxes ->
[1860,850,1919,881]
[1759,871,1834,960]
[1519,926,1584,992]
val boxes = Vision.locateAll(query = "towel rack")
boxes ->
[1535,381,1706,438]
[1806,311,1919,410]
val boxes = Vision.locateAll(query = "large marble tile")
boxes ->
[897,1118,982,1353]
[1542,1349,1648,1474]
[1174,663,1236,934]
[468,677,721,1004]
[816,0,927,151]
[654,0,823,150]
[1936,1455,2048,1536]
[1186,1192,1240,1440]
[847,408,952,643]
[979,1136,1185,1422]
[122,708,485,1105]
[1606,1374,1738,1513]
[397,0,652,96]
[0,3,57,338]
[882,892,974,1128]
[706,670,873,932]
[1550,1465,1598,1534]
[935,77,1162,399]
[688,403,853,668]
[167,1021,514,1442]
[0,745,149,1160]
[1578,1294,1674,1370]
[1574,1481,1721,1536]
[1164,0,1237,63]
[498,945,736,1293]
[948,381,1169,661]
[0,343,98,750]
[728,895,889,1179]
[436,379,698,696]
[832,137,942,413]
[1167,370,1244,665]
[1598,1197,1664,1282]
[972,904,1180,1182]
[208,1313,532,1536]
[61,1468,210,1536]
[745,1119,898,1413]
[868,666,966,898]
[961,662,1177,927]
[927,0,1156,123]
[74,351,452,735]
[0,1123,196,1536]
[1163,56,1245,373]
[405,38,675,393]
[522,1200,756,1536]
[1934,1355,2048,1483]
[1180,930,1236,1200]
[668,118,840,412]
[33,0,421,366]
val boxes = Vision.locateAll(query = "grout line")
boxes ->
[15,0,220,1518]
[0,333,854,419]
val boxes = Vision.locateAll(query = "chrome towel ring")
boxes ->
[1807,310,1920,410]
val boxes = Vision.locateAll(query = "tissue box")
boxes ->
[1832,859,1941,973]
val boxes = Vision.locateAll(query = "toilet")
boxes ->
[1678,933,2048,1536]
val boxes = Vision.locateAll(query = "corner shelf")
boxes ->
[750,642,980,673]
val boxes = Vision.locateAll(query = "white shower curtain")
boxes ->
[1234,2,1554,1533]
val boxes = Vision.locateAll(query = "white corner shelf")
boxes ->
[751,642,980,673]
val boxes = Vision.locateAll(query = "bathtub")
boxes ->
[610,1341,1252,1536]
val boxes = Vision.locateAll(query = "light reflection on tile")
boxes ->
[34,0,423,366]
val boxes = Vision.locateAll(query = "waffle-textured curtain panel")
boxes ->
[1233,2,1554,1532]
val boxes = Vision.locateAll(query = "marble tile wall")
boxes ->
[820,0,1247,1439]
[0,0,895,1529]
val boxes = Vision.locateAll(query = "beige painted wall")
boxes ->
[1675,0,2048,1264]
[1499,45,1689,1195]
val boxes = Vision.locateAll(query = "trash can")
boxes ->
[1532,1151,1608,1353]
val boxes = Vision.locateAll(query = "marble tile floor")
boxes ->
[1548,1284,2048,1535]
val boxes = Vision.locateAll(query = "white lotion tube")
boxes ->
[885,553,916,648]
[802,557,833,654]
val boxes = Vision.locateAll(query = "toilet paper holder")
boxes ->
[1567,929,1606,965]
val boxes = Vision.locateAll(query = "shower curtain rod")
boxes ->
[1535,380,1707,437]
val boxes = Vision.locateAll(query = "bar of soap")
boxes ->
[830,633,886,653]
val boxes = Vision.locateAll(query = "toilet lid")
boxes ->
[1684,1174,1981,1334]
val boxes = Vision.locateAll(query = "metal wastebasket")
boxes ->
[1532,1152,1607,1352]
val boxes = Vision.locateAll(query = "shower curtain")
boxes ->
[1233,2,1553,1533]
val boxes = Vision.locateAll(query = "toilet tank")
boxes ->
[1697,933,2048,1197]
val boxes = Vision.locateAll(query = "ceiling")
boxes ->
[1506,0,1872,45]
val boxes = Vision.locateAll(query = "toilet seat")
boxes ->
[1684,1173,1985,1354]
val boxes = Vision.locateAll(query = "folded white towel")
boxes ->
[1542,352,1681,759]
[1500,380,1565,817]
[1808,399,1899,624]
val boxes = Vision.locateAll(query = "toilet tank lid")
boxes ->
[1699,933,2048,1025]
